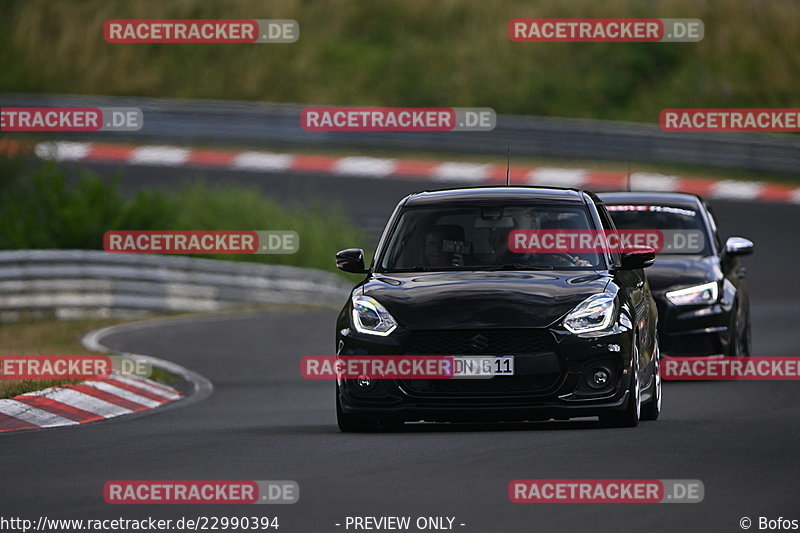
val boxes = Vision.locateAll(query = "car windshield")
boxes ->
[378,204,605,272]
[606,204,712,255]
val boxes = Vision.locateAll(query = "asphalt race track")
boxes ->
[3,162,800,533]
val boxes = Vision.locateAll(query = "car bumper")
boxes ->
[336,326,636,422]
[338,386,631,422]
[655,299,732,357]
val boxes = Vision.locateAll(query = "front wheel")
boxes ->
[640,345,661,421]
[599,342,641,428]
[730,298,751,357]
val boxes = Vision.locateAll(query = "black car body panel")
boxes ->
[335,187,661,427]
[362,271,611,330]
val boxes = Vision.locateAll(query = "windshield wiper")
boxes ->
[387,266,432,272]
[484,264,555,271]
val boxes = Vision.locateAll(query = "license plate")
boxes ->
[451,356,514,377]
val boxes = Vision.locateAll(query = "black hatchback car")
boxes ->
[334,187,660,431]
[600,192,753,358]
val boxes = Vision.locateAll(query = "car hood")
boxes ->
[645,255,721,293]
[360,270,612,330]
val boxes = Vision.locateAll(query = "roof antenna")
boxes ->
[626,161,632,192]
[506,147,511,186]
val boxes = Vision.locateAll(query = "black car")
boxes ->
[600,192,753,358]
[334,186,660,431]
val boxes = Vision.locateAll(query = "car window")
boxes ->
[595,203,622,265]
[704,203,724,253]
[378,204,604,272]
[605,204,713,256]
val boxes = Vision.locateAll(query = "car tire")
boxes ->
[336,384,381,432]
[741,318,752,357]
[730,298,752,357]
[738,298,752,357]
[599,340,641,428]
[640,345,661,421]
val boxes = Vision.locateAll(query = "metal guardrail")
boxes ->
[2,93,799,175]
[0,250,350,322]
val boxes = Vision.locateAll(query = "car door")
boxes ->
[596,202,656,380]
[703,200,748,353]
[703,200,744,292]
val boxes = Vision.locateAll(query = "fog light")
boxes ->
[580,362,615,393]
[356,375,373,390]
[592,369,609,386]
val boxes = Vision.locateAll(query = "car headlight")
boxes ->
[665,281,719,306]
[563,293,616,333]
[351,294,398,336]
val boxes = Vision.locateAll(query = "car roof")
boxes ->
[403,186,591,206]
[597,191,704,209]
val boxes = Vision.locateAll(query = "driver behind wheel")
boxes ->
[422,225,467,267]
[534,216,593,267]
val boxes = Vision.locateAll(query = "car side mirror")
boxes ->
[336,248,368,273]
[725,237,753,256]
[619,248,656,270]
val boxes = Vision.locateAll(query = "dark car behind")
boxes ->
[600,192,753,358]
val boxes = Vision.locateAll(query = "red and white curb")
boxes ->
[5,140,800,204]
[0,371,181,433]
[0,316,215,434]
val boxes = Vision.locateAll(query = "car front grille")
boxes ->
[400,329,560,396]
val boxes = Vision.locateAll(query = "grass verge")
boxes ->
[2,0,799,122]
[0,316,175,399]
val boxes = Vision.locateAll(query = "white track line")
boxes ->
[0,400,78,428]
[433,162,491,182]
[34,141,90,161]
[23,387,132,418]
[232,152,293,171]
[630,172,680,192]
[83,381,163,408]
[333,157,397,177]
[109,375,181,400]
[527,168,588,187]
[130,146,190,166]
[710,180,764,200]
